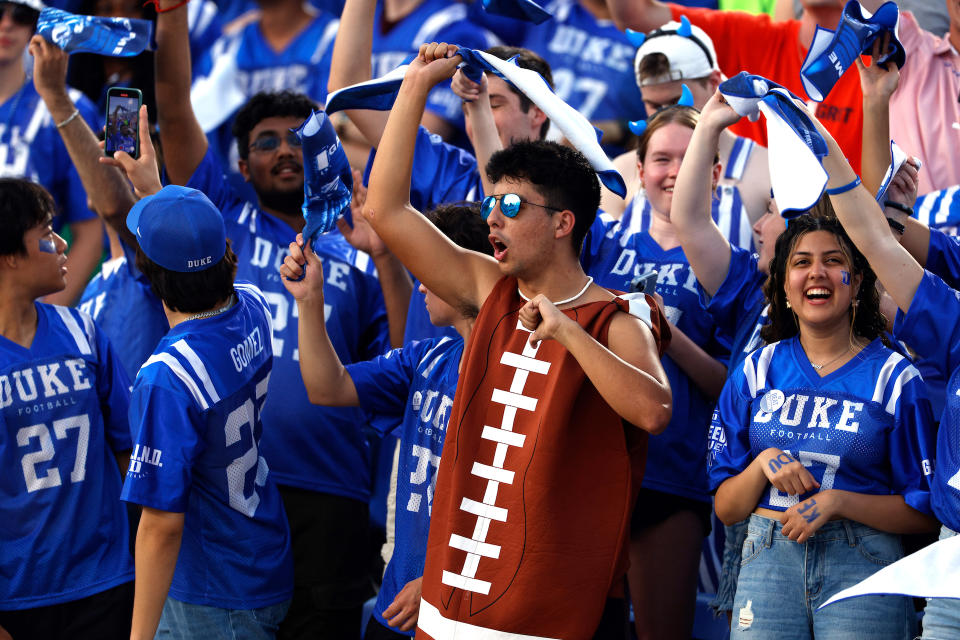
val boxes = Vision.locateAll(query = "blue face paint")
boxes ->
[38,237,57,254]
[841,271,850,285]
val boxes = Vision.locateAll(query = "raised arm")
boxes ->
[671,92,735,297]
[154,0,208,185]
[605,0,673,34]
[280,236,360,406]
[327,0,388,147]
[811,106,923,313]
[450,69,501,197]
[363,43,501,313]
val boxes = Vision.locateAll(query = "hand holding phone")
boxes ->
[104,87,142,159]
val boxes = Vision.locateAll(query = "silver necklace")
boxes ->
[517,276,594,306]
[810,344,853,371]
[185,295,236,322]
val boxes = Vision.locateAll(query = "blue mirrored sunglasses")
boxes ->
[480,193,562,220]
[248,131,302,152]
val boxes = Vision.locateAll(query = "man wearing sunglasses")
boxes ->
[149,3,398,637]
[0,0,104,306]
[364,42,673,640]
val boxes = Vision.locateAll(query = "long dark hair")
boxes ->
[760,214,886,344]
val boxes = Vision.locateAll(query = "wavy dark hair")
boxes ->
[760,214,886,344]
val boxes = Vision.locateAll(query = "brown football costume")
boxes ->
[417,276,670,640]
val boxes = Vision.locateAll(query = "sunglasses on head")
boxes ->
[248,131,302,153]
[480,193,563,220]
[0,2,39,27]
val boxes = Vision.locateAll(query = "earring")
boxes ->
[785,299,791,308]
[851,300,859,308]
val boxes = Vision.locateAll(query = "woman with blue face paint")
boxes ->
[707,162,939,638]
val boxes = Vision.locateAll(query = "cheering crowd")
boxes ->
[3,0,960,638]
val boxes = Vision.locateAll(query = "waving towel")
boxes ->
[801,1,904,102]
[37,7,154,57]
[819,533,960,609]
[720,72,828,216]
[325,57,413,114]
[190,34,247,132]
[459,48,626,197]
[480,0,552,25]
[296,110,353,245]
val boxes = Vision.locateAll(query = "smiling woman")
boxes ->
[708,213,939,638]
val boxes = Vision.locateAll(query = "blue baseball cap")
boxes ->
[127,185,226,273]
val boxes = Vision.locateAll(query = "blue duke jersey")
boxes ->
[371,0,499,135]
[893,271,960,533]
[0,81,100,231]
[121,284,293,608]
[618,184,755,253]
[708,337,935,516]
[583,226,726,502]
[522,0,645,139]
[188,148,389,499]
[78,244,168,382]
[0,304,133,609]
[697,244,768,373]
[347,336,462,635]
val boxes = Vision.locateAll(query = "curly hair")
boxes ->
[760,214,886,344]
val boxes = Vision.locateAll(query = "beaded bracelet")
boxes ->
[825,175,861,196]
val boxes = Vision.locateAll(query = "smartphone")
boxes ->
[631,270,659,294]
[104,87,142,158]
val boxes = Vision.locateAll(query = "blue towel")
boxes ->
[720,72,828,217]
[325,55,414,114]
[801,1,904,102]
[296,110,353,245]
[37,7,155,57]
[480,0,552,25]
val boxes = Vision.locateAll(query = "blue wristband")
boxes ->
[825,175,861,195]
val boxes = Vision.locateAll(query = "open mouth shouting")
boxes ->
[489,234,508,262]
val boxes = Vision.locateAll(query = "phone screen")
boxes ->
[104,90,140,157]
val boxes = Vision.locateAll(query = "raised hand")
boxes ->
[451,66,486,103]
[885,157,920,209]
[699,91,743,132]
[406,42,462,89]
[758,448,820,497]
[280,234,326,302]
[855,33,900,101]
[98,105,162,198]
[28,35,70,101]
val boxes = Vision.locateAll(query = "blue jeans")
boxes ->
[155,597,290,639]
[731,514,915,639]
[711,519,749,615]
[921,525,960,640]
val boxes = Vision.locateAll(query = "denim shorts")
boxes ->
[921,525,960,640]
[154,597,291,640]
[730,514,915,639]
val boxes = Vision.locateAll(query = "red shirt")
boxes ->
[416,278,668,639]
[671,5,863,173]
